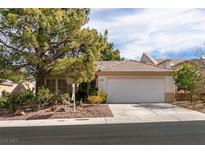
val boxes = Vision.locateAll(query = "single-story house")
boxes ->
[96,60,175,103]
[44,60,175,103]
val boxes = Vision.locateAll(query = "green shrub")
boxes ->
[52,93,70,105]
[97,90,107,103]
[59,93,70,102]
[0,87,71,112]
[0,90,9,108]
[1,90,9,97]
[0,95,8,109]
[0,89,35,112]
[36,87,54,110]
[89,88,98,96]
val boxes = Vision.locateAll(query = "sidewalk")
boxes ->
[1,115,205,127]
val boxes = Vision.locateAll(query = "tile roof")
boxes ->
[155,59,167,64]
[156,59,186,66]
[155,58,205,70]
[190,59,205,69]
[96,60,172,72]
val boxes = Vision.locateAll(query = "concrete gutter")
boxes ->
[0,117,144,128]
[0,117,107,127]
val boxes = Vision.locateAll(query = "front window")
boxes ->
[46,79,56,93]
[58,79,67,94]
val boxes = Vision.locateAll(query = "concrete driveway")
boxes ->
[108,103,205,123]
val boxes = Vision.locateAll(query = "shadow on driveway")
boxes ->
[133,103,178,110]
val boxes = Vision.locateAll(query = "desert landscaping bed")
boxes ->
[172,101,205,113]
[0,104,113,121]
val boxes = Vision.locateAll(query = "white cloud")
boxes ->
[86,9,205,59]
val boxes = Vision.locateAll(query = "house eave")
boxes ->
[96,71,172,76]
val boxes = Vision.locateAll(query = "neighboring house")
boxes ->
[140,52,186,68]
[173,59,205,70]
[140,52,205,94]
[140,52,205,70]
[140,52,158,65]
[44,60,175,103]
[156,59,186,69]
[0,81,35,96]
[0,81,17,96]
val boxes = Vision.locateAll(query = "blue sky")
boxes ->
[85,8,205,60]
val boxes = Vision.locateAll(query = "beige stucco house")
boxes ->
[44,60,175,103]
[96,61,175,103]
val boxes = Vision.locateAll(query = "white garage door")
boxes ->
[107,77,165,103]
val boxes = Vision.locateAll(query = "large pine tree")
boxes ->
[0,9,122,91]
[100,30,123,61]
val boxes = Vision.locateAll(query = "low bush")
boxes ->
[0,93,8,109]
[35,87,54,111]
[0,87,71,112]
[97,90,107,103]
[88,90,107,104]
[0,89,35,113]
[88,95,102,104]
[89,88,98,96]
[52,93,70,105]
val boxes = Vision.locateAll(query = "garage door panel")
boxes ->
[107,77,165,103]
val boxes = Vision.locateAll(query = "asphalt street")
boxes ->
[1,120,205,144]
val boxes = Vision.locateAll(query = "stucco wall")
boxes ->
[97,76,107,91]
[165,76,175,93]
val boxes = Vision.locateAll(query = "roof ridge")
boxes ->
[97,61,126,71]
[157,59,171,65]
[101,61,127,70]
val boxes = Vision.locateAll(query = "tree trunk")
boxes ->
[35,70,45,94]
[193,102,196,109]
[190,93,196,109]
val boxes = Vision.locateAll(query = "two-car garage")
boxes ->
[106,77,165,103]
[96,61,175,103]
